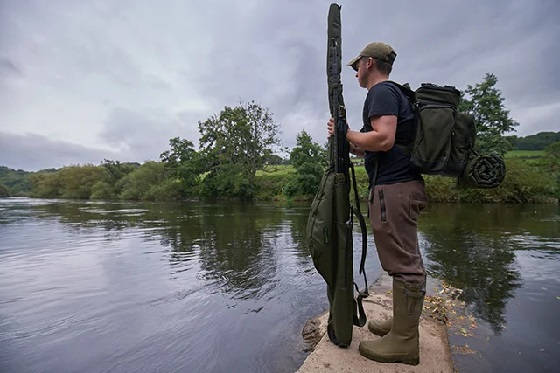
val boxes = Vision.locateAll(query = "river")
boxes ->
[0,198,558,372]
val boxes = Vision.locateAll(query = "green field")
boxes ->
[505,150,545,159]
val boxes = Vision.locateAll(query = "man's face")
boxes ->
[354,57,369,88]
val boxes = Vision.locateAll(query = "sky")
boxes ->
[1,0,559,171]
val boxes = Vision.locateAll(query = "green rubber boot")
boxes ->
[359,278,425,365]
[367,316,392,336]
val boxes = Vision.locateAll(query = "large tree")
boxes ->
[459,73,519,155]
[198,101,279,198]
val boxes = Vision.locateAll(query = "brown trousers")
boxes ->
[368,180,427,285]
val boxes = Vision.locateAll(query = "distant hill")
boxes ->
[507,131,560,150]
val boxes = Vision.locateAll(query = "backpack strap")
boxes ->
[386,80,417,157]
[350,162,369,327]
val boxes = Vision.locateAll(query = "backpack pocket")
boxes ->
[447,113,476,176]
[412,103,455,173]
[305,170,336,287]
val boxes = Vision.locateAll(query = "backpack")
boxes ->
[390,82,477,177]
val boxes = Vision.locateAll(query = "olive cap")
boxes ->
[347,42,397,70]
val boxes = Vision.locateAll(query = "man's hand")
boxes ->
[327,118,364,157]
[327,118,335,137]
[327,117,350,137]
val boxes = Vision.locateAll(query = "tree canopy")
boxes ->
[459,73,518,155]
[198,101,279,198]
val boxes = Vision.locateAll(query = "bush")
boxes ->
[90,181,116,200]
[425,158,557,203]
[144,178,184,201]
[0,183,9,197]
[118,162,166,200]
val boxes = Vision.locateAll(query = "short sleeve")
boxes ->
[366,83,400,120]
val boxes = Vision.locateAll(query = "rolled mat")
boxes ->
[460,153,506,188]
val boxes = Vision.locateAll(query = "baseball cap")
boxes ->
[347,42,397,70]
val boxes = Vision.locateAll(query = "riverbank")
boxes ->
[297,274,461,373]
[256,153,559,204]
[2,150,558,203]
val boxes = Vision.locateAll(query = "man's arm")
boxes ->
[346,115,396,152]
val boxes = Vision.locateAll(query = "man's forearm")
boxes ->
[346,129,392,152]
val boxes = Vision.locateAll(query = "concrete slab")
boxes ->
[297,275,454,373]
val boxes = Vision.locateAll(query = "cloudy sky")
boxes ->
[1,0,559,170]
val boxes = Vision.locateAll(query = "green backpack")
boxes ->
[391,82,505,187]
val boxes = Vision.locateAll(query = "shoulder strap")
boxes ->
[386,80,417,155]
[349,162,368,327]
[385,80,416,102]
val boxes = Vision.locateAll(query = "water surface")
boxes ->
[1,198,558,372]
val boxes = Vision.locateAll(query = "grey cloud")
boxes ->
[100,107,198,163]
[0,58,22,77]
[0,132,119,171]
[1,0,559,170]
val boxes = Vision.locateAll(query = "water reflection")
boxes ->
[419,204,560,333]
[25,201,298,301]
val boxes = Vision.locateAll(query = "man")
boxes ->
[327,42,427,365]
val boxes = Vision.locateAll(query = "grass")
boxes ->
[255,164,295,177]
[505,150,545,159]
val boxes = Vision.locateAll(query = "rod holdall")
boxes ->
[305,3,368,348]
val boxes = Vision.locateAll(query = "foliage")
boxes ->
[198,101,279,198]
[143,178,184,201]
[545,142,560,198]
[117,162,166,201]
[160,137,200,196]
[254,165,296,200]
[545,141,560,163]
[284,131,326,197]
[0,166,32,196]
[101,160,138,182]
[504,150,545,159]
[506,131,560,150]
[459,73,518,155]
[57,165,105,199]
[0,183,9,197]
[265,154,289,165]
[30,166,104,199]
[424,156,557,203]
[29,171,62,198]
[90,181,116,200]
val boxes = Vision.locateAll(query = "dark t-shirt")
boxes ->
[361,81,422,186]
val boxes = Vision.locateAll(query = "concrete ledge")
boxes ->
[298,275,454,373]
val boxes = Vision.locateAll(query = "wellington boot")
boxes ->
[367,317,392,336]
[359,278,425,365]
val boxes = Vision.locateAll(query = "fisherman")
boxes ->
[327,42,427,365]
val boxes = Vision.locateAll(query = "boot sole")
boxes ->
[361,352,419,366]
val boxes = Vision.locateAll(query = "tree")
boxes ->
[545,141,560,198]
[0,183,9,197]
[160,137,200,195]
[459,73,519,155]
[117,161,167,200]
[198,101,280,198]
[101,160,138,183]
[285,131,326,196]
